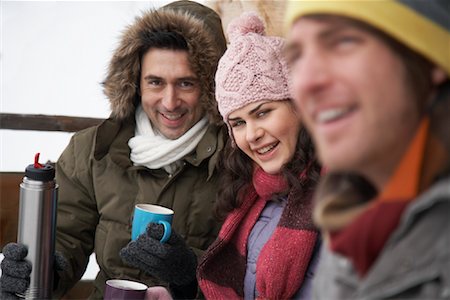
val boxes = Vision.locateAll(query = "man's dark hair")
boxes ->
[135,30,189,99]
[139,30,188,59]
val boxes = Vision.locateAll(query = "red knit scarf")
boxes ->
[330,118,429,276]
[198,167,318,299]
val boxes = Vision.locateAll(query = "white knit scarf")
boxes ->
[129,105,209,174]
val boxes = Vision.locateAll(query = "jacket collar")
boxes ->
[327,177,450,297]
[93,116,225,179]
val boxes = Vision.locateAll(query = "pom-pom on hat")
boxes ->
[215,12,291,136]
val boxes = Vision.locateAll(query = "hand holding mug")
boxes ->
[120,223,197,287]
[145,286,173,300]
[131,204,173,243]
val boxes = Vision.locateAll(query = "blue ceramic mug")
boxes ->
[131,204,173,243]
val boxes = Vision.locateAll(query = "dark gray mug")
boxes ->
[104,279,148,300]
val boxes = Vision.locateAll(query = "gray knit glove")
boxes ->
[0,243,31,300]
[0,243,68,300]
[120,223,197,286]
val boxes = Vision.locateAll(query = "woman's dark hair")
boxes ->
[214,123,321,220]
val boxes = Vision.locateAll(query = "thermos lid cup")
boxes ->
[25,153,55,182]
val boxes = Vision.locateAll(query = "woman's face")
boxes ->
[228,100,301,174]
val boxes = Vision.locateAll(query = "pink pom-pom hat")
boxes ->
[215,12,291,142]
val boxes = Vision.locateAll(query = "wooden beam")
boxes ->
[0,113,104,132]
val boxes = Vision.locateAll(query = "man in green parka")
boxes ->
[0,1,227,299]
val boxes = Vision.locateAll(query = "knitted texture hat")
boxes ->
[284,0,450,76]
[216,12,291,128]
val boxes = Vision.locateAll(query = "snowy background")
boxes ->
[1,0,204,280]
[1,1,179,171]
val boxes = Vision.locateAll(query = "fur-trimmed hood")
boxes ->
[102,0,227,124]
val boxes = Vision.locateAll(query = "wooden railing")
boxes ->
[0,172,23,248]
[0,113,104,246]
[0,113,104,132]
[0,113,104,299]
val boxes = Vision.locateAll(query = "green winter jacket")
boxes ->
[55,117,225,298]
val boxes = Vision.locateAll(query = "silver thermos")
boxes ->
[17,153,58,299]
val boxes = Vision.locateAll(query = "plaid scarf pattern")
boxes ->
[198,168,318,299]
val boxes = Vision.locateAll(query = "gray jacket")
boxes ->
[313,177,450,300]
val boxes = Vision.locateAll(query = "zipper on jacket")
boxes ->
[157,161,187,201]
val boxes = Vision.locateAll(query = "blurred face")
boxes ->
[140,49,203,139]
[286,17,423,188]
[228,100,301,174]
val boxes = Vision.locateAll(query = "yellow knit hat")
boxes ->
[284,0,450,75]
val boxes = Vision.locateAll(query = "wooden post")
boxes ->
[0,113,104,132]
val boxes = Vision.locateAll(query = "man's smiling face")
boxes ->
[140,48,203,139]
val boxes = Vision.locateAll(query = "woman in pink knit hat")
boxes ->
[197,12,321,299]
